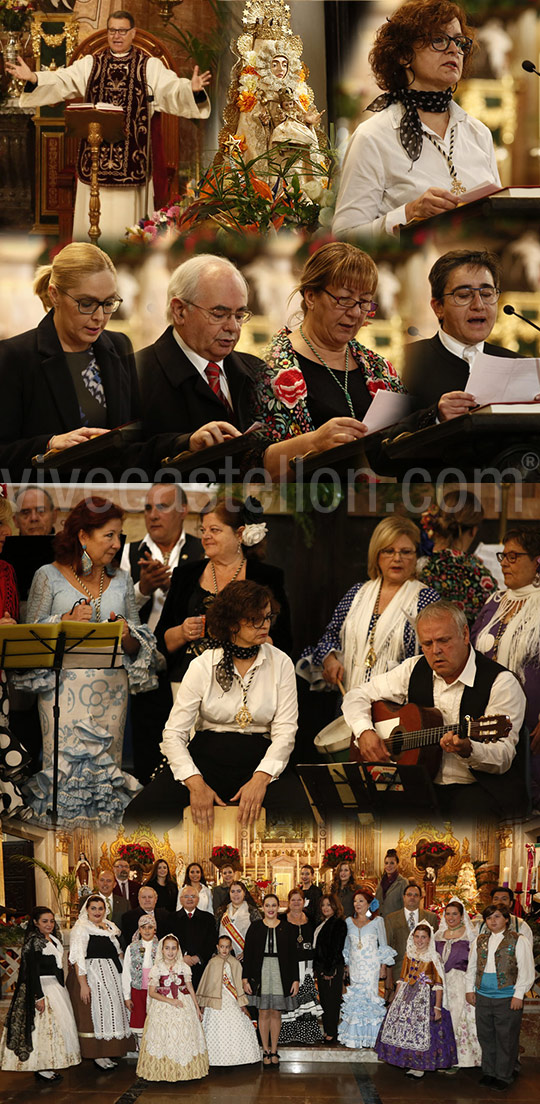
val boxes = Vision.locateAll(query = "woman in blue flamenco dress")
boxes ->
[338,888,396,1049]
[375,922,457,1079]
[17,497,160,826]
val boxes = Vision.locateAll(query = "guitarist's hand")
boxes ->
[357,729,392,762]
[440,731,472,758]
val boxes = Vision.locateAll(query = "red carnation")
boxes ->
[273,367,308,409]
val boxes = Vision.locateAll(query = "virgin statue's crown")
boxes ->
[241,0,294,39]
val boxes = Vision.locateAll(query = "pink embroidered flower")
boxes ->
[273,367,307,409]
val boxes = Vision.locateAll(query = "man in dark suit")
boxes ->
[95,869,130,928]
[384,883,440,992]
[112,857,141,908]
[171,886,216,988]
[120,885,173,949]
[137,255,265,461]
[119,483,200,782]
[402,249,520,429]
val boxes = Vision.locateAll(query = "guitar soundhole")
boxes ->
[390,725,406,757]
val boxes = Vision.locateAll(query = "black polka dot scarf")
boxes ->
[367,88,454,161]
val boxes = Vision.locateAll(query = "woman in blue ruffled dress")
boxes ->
[19,496,160,825]
[338,888,396,1049]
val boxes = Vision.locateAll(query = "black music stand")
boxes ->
[0,622,123,825]
[297,760,440,821]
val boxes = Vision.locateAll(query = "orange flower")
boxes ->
[272,214,286,231]
[241,65,259,75]
[298,94,310,111]
[249,174,273,201]
[237,91,257,112]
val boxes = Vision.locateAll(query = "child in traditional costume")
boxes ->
[136,934,208,1082]
[465,904,535,1090]
[375,922,457,1078]
[197,935,260,1066]
[122,915,158,1045]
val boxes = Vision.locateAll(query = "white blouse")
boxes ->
[161,643,298,783]
[333,100,500,238]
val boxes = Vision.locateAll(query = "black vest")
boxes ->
[128,534,200,623]
[408,650,527,815]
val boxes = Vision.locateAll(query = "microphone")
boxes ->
[522,60,540,76]
[407,326,427,338]
[503,304,540,333]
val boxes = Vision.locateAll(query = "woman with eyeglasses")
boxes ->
[472,526,540,805]
[298,518,439,701]
[0,242,138,476]
[125,579,309,830]
[333,0,500,237]
[253,242,406,465]
[154,496,291,690]
[418,491,497,624]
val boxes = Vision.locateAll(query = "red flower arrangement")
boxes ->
[412,841,455,871]
[255,879,272,890]
[323,845,356,868]
[117,843,154,866]
[210,845,241,870]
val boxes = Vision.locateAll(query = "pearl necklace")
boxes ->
[299,325,356,418]
[71,566,105,622]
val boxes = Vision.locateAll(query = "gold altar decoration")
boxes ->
[100,824,177,875]
[30,12,79,69]
[494,293,540,356]
[147,0,183,27]
[217,0,326,181]
[394,824,462,882]
[496,825,514,852]
[457,75,516,186]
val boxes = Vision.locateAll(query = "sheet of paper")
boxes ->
[362,390,412,435]
[466,352,540,404]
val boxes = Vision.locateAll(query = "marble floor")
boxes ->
[0,1056,539,1104]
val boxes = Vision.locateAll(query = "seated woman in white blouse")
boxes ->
[333,0,500,238]
[125,580,310,829]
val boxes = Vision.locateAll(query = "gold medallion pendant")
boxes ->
[451,178,466,195]
[235,704,253,727]
[364,647,377,669]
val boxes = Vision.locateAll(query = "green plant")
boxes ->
[163,0,231,79]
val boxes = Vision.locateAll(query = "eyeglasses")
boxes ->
[496,551,531,564]
[184,300,252,324]
[107,27,132,36]
[247,613,277,628]
[324,289,377,314]
[430,33,473,55]
[441,285,500,306]
[61,291,123,314]
[379,547,416,558]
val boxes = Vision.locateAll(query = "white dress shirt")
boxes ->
[404,907,419,931]
[342,648,525,785]
[333,100,500,238]
[438,328,485,369]
[120,532,190,631]
[161,643,297,784]
[466,930,535,1001]
[172,328,233,406]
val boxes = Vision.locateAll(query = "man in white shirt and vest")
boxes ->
[343,600,526,818]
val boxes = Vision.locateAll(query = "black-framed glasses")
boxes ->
[247,613,277,628]
[324,289,378,314]
[107,27,132,36]
[61,290,123,314]
[441,285,500,306]
[431,33,473,55]
[496,551,531,564]
[184,300,252,324]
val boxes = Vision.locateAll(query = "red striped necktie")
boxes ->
[205,361,232,412]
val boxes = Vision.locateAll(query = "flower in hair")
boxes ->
[242,522,267,546]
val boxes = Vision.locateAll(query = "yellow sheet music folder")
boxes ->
[0,621,124,669]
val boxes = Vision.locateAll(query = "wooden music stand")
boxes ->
[64,105,125,243]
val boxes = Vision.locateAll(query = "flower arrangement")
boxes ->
[255,879,272,890]
[210,845,241,869]
[412,841,455,872]
[0,0,35,32]
[322,845,356,869]
[126,143,338,242]
[117,843,155,867]
[0,914,28,946]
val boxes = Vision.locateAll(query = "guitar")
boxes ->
[349,701,511,778]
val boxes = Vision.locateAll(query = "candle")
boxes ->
[502,866,510,887]
[516,865,524,891]
[265,853,268,879]
[296,852,300,881]
[254,851,258,881]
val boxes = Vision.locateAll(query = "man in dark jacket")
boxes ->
[171,886,216,988]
